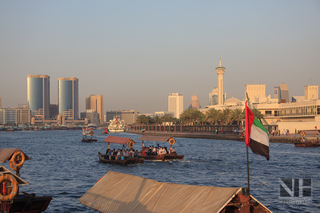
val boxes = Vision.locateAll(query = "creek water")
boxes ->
[0,130,319,212]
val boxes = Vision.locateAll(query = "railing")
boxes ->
[130,124,240,134]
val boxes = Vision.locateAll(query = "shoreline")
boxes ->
[126,130,304,144]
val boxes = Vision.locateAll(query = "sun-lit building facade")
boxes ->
[86,95,103,124]
[27,75,50,120]
[58,77,79,120]
[168,93,183,119]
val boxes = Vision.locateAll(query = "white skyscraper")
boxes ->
[168,93,183,119]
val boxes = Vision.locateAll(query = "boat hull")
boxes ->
[1,195,52,213]
[98,153,144,165]
[294,142,320,147]
[139,153,184,161]
[82,138,97,142]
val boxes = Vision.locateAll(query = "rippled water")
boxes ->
[0,130,319,212]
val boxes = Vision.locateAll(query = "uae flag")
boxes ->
[245,102,270,160]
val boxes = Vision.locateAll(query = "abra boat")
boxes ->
[79,171,272,213]
[138,135,184,161]
[294,130,320,147]
[101,127,109,134]
[81,128,97,142]
[294,139,320,147]
[99,136,144,165]
[0,148,52,213]
[98,153,143,165]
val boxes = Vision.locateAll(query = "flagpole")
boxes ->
[246,145,250,195]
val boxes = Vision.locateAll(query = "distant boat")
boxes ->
[108,117,126,133]
[82,128,97,143]
[87,123,97,129]
[102,127,109,134]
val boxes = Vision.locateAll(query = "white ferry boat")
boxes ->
[108,117,126,133]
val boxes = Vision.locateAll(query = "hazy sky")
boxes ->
[1,1,319,113]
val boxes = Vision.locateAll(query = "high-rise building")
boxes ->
[305,85,319,100]
[216,59,225,105]
[58,77,79,120]
[86,95,103,124]
[168,93,183,119]
[27,75,50,120]
[209,87,218,106]
[274,83,289,103]
[106,110,139,125]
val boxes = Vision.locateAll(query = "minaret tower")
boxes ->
[216,58,226,105]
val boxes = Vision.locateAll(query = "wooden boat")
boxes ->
[0,148,52,212]
[98,152,144,165]
[101,128,109,134]
[82,138,97,142]
[138,135,184,161]
[79,171,272,213]
[100,136,144,165]
[82,128,97,142]
[294,130,320,147]
[294,140,320,147]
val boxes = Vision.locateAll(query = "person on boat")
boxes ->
[172,147,176,153]
[141,149,147,156]
[152,146,157,155]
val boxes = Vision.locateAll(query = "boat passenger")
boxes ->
[172,147,176,153]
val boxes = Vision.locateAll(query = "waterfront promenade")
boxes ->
[126,130,306,144]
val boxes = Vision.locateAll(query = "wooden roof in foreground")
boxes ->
[103,136,135,145]
[0,148,31,163]
[139,135,172,142]
[79,171,272,213]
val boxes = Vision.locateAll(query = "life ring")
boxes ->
[127,140,135,148]
[9,161,18,171]
[168,138,176,145]
[300,131,306,137]
[0,174,18,201]
[11,151,25,168]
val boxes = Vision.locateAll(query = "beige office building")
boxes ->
[305,85,319,100]
[86,95,103,124]
[168,93,183,119]
[245,84,267,103]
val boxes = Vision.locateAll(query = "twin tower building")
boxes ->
[27,75,80,122]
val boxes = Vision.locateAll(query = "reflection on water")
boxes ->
[0,130,319,212]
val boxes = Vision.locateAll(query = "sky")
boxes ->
[1,0,319,113]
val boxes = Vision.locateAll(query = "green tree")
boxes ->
[136,115,149,124]
[205,108,220,125]
[230,108,245,125]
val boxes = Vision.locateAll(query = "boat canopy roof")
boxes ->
[103,136,135,145]
[79,171,272,213]
[0,166,29,185]
[0,148,31,163]
[139,135,173,142]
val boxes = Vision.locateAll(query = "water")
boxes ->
[0,130,319,213]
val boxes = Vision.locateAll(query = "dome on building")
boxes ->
[224,96,242,106]
[191,95,198,102]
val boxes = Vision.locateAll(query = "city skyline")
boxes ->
[1,1,319,113]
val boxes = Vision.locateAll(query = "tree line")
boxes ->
[135,108,263,125]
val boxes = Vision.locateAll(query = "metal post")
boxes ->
[246,145,250,195]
